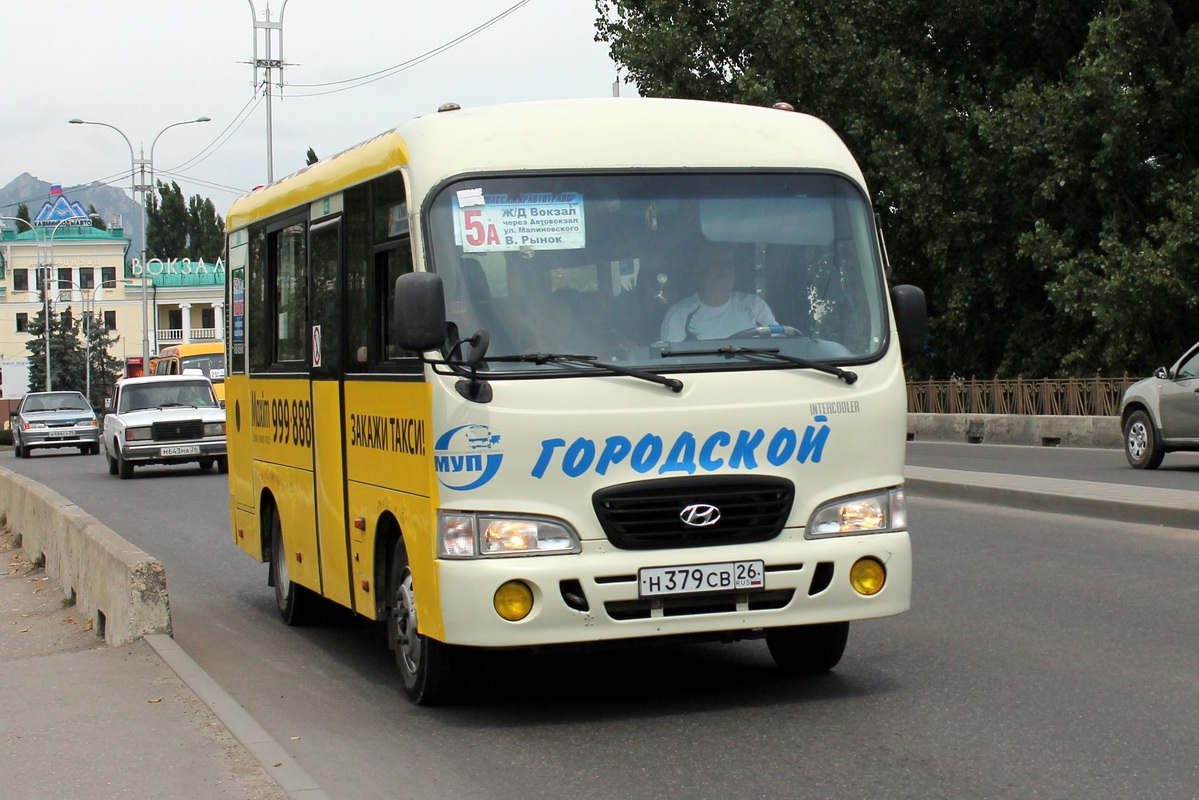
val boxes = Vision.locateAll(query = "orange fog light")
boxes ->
[493,580,534,621]
[850,558,886,596]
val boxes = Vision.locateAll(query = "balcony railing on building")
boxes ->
[158,327,219,345]
[906,376,1140,417]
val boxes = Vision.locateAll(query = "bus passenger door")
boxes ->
[225,239,257,553]
[308,217,353,610]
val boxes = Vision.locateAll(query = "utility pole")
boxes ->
[247,0,292,184]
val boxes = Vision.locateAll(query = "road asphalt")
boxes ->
[1,466,1193,800]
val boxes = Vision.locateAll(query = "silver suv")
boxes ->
[10,391,101,457]
[1120,341,1199,469]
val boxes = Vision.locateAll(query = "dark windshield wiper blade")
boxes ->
[485,353,683,393]
[664,345,858,384]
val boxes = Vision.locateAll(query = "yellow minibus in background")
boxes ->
[224,97,927,704]
[151,343,226,401]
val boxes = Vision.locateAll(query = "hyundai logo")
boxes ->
[680,503,721,527]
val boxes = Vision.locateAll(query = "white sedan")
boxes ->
[101,374,227,479]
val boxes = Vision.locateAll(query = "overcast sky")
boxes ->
[3,1,630,212]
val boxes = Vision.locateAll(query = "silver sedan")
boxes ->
[10,391,101,457]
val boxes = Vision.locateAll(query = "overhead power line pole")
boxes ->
[247,0,292,184]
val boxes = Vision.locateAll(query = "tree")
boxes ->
[25,296,124,403]
[185,195,225,260]
[15,203,30,228]
[25,302,87,394]
[87,204,108,231]
[145,180,189,260]
[596,0,1199,378]
[84,314,124,407]
[145,180,226,262]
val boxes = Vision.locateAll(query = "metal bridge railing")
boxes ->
[906,376,1141,417]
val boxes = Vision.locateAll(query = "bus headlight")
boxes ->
[438,512,581,558]
[807,488,906,537]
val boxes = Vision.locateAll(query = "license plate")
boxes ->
[638,560,765,598]
[48,430,74,438]
[161,445,201,456]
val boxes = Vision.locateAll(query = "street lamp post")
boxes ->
[40,216,92,391]
[84,280,134,405]
[68,116,211,373]
[43,213,104,392]
[0,216,48,388]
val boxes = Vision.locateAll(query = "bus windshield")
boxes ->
[180,353,226,384]
[426,173,887,372]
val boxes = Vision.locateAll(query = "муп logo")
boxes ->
[434,424,503,491]
[679,503,721,527]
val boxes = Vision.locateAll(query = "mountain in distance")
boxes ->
[0,173,143,255]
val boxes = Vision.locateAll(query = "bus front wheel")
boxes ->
[766,621,850,674]
[270,511,318,625]
[388,540,462,705]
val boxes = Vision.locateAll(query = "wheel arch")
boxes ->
[259,489,279,567]
[1121,400,1153,429]
[373,512,403,619]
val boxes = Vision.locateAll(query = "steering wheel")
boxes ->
[729,324,805,339]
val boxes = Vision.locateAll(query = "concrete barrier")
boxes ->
[907,413,1123,449]
[0,465,171,645]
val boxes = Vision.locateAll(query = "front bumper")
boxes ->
[122,438,227,464]
[436,530,911,648]
[22,427,101,448]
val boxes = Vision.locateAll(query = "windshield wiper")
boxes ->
[664,345,858,384]
[486,353,683,393]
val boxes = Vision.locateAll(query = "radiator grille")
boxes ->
[592,476,793,550]
[152,419,203,441]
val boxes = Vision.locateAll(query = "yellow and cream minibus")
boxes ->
[225,97,926,704]
[151,342,227,402]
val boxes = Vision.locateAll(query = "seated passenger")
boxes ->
[660,242,777,342]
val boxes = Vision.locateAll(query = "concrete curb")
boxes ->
[0,464,171,645]
[148,634,333,800]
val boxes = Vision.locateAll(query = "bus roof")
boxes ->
[226,97,864,231]
[157,343,224,357]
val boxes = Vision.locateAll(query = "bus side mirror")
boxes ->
[890,284,927,359]
[394,272,447,352]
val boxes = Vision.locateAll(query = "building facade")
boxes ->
[0,188,224,397]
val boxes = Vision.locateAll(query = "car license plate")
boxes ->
[161,445,201,456]
[638,560,765,598]
[48,430,73,438]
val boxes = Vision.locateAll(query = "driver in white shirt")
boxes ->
[660,242,777,342]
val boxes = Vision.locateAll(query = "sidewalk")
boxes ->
[0,531,291,800]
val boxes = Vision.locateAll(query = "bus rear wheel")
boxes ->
[766,621,850,674]
[270,511,318,625]
[387,540,463,705]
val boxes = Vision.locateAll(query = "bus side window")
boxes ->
[271,221,308,365]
